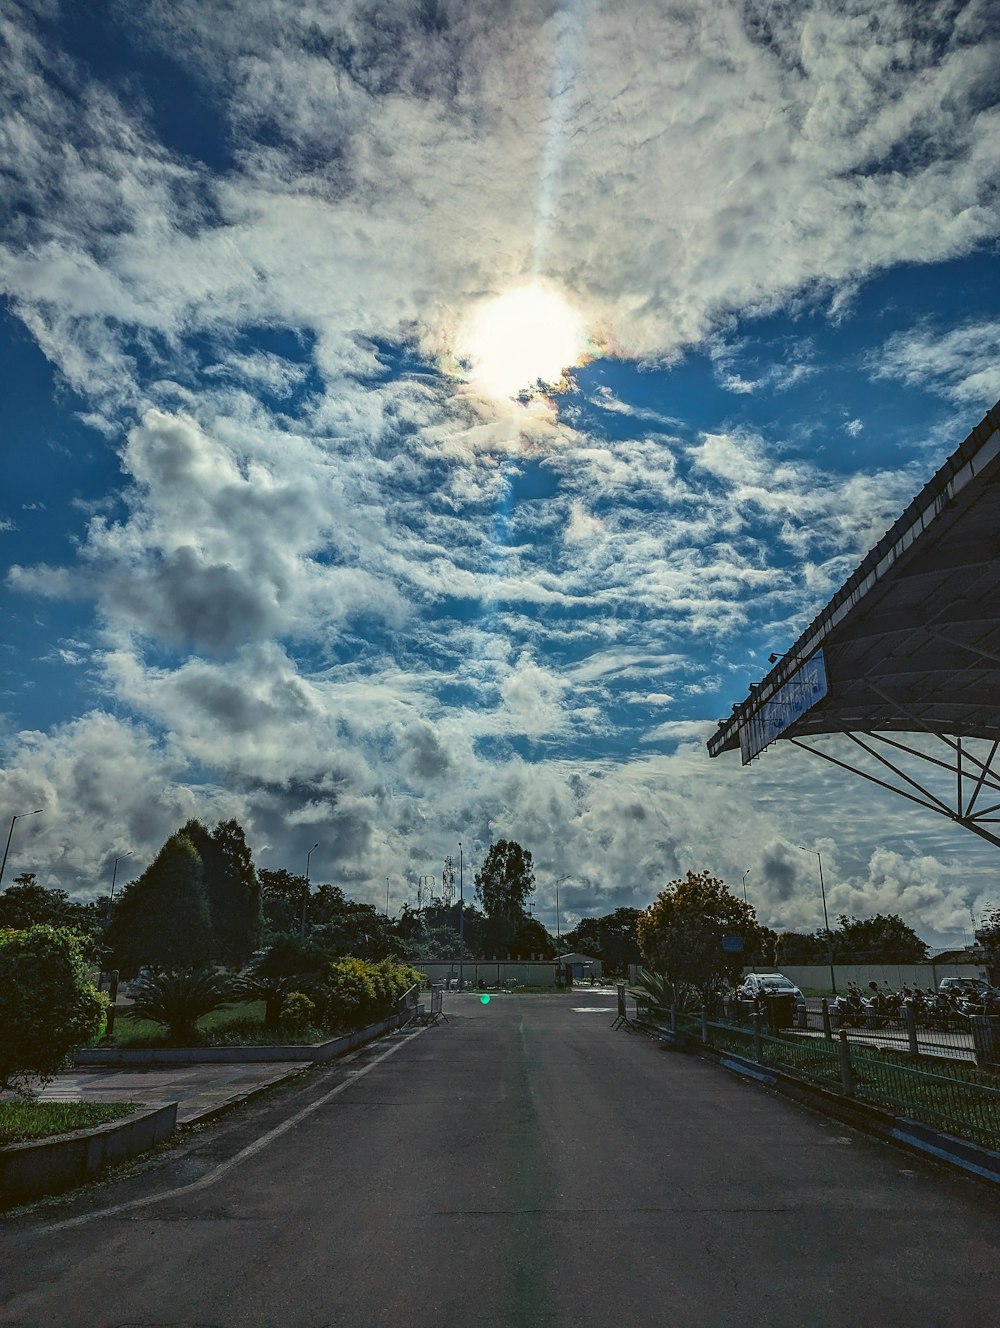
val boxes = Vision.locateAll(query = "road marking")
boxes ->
[28,1027,426,1236]
[572,1007,610,1012]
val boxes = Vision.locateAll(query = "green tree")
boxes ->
[0,875,104,951]
[180,819,262,965]
[774,930,829,966]
[832,913,928,963]
[0,925,105,1093]
[259,867,307,934]
[474,840,535,919]
[636,870,759,1011]
[105,833,212,976]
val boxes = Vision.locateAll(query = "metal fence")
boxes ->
[653,1007,1000,1153]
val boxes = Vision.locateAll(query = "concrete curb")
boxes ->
[75,1013,403,1066]
[640,1021,1000,1186]
[1,1103,177,1207]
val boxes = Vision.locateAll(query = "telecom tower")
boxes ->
[441,855,456,907]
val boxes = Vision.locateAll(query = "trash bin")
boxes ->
[765,993,796,1032]
[970,1015,1000,1068]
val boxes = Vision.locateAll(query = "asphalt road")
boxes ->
[4,992,1000,1327]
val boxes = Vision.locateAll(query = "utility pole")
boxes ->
[458,841,464,992]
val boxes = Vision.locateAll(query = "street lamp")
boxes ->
[797,845,837,994]
[386,876,390,917]
[742,869,755,973]
[300,843,319,939]
[0,809,42,889]
[458,841,464,992]
[554,875,571,951]
[108,851,133,912]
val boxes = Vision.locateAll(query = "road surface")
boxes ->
[4,993,1000,1326]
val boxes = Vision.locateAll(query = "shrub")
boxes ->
[125,967,233,1044]
[279,991,317,1037]
[0,925,106,1095]
[317,957,377,1028]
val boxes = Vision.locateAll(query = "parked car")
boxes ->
[736,972,807,1016]
[938,977,990,999]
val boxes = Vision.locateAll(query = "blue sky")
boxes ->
[2,0,999,947]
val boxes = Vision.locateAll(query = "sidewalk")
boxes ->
[32,1061,311,1126]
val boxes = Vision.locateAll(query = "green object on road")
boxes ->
[481,993,491,1004]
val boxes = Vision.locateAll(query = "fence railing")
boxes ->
[645,1005,1000,1153]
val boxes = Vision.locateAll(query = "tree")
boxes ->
[180,818,262,965]
[0,876,104,951]
[636,870,759,1010]
[475,840,535,919]
[775,930,829,966]
[0,925,105,1094]
[832,913,928,963]
[105,833,212,975]
[259,867,308,934]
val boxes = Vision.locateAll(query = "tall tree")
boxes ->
[636,870,759,1010]
[180,819,261,964]
[259,867,308,934]
[474,840,535,920]
[105,833,212,975]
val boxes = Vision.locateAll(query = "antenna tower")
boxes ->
[442,855,456,907]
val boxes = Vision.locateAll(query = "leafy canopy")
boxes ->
[474,840,535,920]
[0,925,105,1093]
[636,870,759,1008]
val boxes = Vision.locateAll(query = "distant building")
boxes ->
[558,951,602,982]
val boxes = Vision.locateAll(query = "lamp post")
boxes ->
[0,809,42,889]
[386,876,390,917]
[458,841,464,992]
[554,875,571,951]
[742,868,755,973]
[300,843,319,939]
[797,845,837,994]
[108,851,133,913]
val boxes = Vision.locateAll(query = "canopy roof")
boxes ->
[708,398,1000,765]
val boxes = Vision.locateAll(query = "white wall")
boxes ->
[748,962,987,992]
[415,959,558,987]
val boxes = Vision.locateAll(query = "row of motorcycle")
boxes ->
[831,982,1000,1031]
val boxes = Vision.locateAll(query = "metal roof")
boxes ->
[708,398,1000,764]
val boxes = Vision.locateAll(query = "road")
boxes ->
[4,992,1000,1327]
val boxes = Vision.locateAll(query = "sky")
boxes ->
[2,0,999,950]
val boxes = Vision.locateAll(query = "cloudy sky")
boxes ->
[2,0,999,948]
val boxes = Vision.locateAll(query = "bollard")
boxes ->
[797,1003,808,1030]
[904,1001,919,1057]
[821,997,832,1041]
[838,1029,854,1097]
[701,1009,709,1044]
[670,1001,677,1033]
[753,1011,763,1063]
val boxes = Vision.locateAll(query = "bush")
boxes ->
[279,991,317,1037]
[0,925,106,1094]
[125,967,233,1044]
[317,957,378,1028]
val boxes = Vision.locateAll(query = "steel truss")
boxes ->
[788,731,1000,850]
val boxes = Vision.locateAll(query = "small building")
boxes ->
[558,951,603,982]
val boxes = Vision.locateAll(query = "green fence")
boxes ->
[659,1008,1000,1153]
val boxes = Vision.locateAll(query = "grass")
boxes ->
[96,999,362,1047]
[0,1100,137,1145]
[670,1012,1000,1152]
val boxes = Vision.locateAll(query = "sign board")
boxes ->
[739,649,828,765]
[721,935,744,953]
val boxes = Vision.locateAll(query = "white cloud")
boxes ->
[869,320,1000,409]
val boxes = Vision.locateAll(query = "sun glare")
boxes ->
[456,283,589,402]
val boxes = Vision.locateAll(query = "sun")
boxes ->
[455,282,589,402]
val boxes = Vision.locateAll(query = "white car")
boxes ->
[737,972,807,1016]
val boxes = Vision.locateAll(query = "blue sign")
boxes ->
[721,935,744,953]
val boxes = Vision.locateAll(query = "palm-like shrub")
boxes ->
[634,969,701,1013]
[125,967,233,1044]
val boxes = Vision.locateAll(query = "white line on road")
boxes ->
[27,1027,426,1237]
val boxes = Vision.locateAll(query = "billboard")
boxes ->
[739,649,828,765]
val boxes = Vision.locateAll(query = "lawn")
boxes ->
[98,1000,274,1047]
[0,1100,137,1145]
